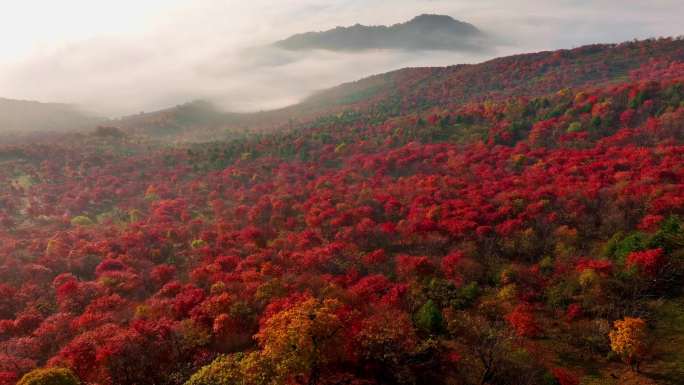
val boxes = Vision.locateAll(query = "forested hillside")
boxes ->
[1,38,684,385]
[117,38,684,142]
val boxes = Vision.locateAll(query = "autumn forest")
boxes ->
[1,36,684,385]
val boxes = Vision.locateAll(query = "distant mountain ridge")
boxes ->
[275,14,485,52]
[0,98,101,134]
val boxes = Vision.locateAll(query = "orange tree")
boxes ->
[609,317,648,371]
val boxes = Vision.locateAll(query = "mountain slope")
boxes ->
[118,38,684,141]
[275,14,485,52]
[1,37,684,385]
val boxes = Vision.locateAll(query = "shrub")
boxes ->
[567,122,583,133]
[17,368,80,385]
[69,216,93,227]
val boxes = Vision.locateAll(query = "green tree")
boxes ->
[415,299,444,334]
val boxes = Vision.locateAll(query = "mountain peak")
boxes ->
[401,14,480,34]
[275,14,485,52]
[410,14,457,23]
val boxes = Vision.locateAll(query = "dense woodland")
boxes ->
[1,38,684,385]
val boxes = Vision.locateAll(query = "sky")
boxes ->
[0,0,681,116]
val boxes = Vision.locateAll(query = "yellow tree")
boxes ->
[17,368,80,385]
[255,297,347,385]
[184,352,273,385]
[184,354,243,385]
[609,317,648,371]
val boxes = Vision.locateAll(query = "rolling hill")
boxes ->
[117,38,684,141]
[0,98,101,135]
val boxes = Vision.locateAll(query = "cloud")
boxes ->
[0,0,680,116]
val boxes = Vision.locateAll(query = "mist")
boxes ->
[0,0,681,117]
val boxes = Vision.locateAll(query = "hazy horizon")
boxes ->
[0,0,681,117]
